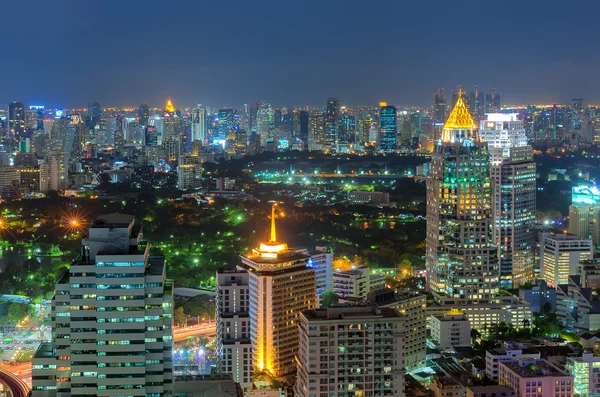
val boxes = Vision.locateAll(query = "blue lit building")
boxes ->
[217,108,235,141]
[379,104,397,151]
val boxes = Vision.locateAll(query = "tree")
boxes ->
[321,290,339,308]
[540,302,553,316]
[174,307,187,327]
[7,302,29,322]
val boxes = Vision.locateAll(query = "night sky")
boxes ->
[2,0,600,108]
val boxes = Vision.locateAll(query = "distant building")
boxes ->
[8,101,25,140]
[430,309,471,350]
[541,233,593,287]
[332,266,385,299]
[578,259,600,290]
[486,342,541,380]
[325,97,339,148]
[304,246,333,296]
[294,305,405,397]
[348,191,390,205]
[518,279,556,314]
[498,359,573,397]
[380,104,398,151]
[566,351,600,397]
[177,155,203,190]
[215,177,235,190]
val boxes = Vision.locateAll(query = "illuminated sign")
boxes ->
[29,105,44,110]
[55,110,64,118]
[379,102,388,107]
[573,185,600,206]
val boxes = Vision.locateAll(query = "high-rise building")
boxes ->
[426,90,499,304]
[86,102,102,130]
[191,106,207,144]
[138,102,149,126]
[216,270,252,387]
[338,110,355,146]
[480,113,536,288]
[380,103,398,151]
[325,97,339,148]
[433,89,448,124]
[469,86,483,121]
[566,351,600,397]
[9,101,25,141]
[309,112,325,149]
[294,306,405,397]
[46,151,68,192]
[541,233,593,287]
[485,88,501,113]
[237,205,316,377]
[30,214,174,397]
[298,110,309,149]
[569,186,600,246]
[177,155,202,190]
[163,99,182,163]
[218,109,235,141]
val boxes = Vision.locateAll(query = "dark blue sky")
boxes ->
[2,0,600,108]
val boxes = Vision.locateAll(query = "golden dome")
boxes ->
[165,98,175,113]
[443,89,477,130]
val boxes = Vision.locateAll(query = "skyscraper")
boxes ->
[469,86,483,121]
[191,106,207,144]
[480,113,536,288]
[569,186,600,246]
[237,205,316,377]
[338,110,355,146]
[426,90,531,332]
[138,102,149,126]
[298,110,309,149]
[30,214,174,397]
[177,155,202,190]
[309,112,325,149]
[379,103,398,151]
[485,88,501,113]
[8,101,25,141]
[433,89,447,142]
[426,90,499,304]
[325,97,339,148]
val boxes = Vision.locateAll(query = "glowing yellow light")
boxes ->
[379,101,388,107]
[442,88,479,141]
[165,98,175,113]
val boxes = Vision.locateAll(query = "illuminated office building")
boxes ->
[218,109,235,141]
[379,103,398,151]
[426,89,499,304]
[138,102,149,127]
[338,110,355,146]
[541,233,593,287]
[569,186,600,246]
[177,155,202,190]
[237,205,316,377]
[163,99,182,163]
[31,214,174,397]
[480,113,536,288]
[426,90,530,332]
[325,97,339,148]
[191,106,207,144]
[9,101,25,141]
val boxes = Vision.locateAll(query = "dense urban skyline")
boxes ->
[2,0,600,107]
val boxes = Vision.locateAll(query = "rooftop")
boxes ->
[92,213,135,228]
[500,359,567,378]
[302,305,402,321]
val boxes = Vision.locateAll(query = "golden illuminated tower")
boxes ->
[165,98,175,114]
[237,205,316,377]
[426,89,499,305]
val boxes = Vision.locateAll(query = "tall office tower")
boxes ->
[379,103,398,151]
[237,206,316,377]
[569,186,600,246]
[426,90,499,304]
[25,109,38,131]
[433,89,448,124]
[163,99,182,163]
[338,110,355,146]
[177,155,202,190]
[43,151,68,192]
[298,110,309,149]
[86,102,102,129]
[325,97,339,148]
[294,306,405,397]
[308,112,325,149]
[256,101,274,148]
[30,105,45,130]
[9,101,25,141]
[541,233,593,287]
[469,86,483,121]
[191,106,207,144]
[485,88,501,113]
[216,270,252,387]
[218,109,235,141]
[30,214,174,397]
[480,113,536,288]
[138,102,149,127]
[572,98,584,137]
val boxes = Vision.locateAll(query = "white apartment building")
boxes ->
[31,214,174,397]
[541,233,593,287]
[485,342,541,380]
[295,306,405,397]
[430,309,471,350]
[177,155,202,190]
[216,270,252,387]
[566,351,600,397]
[498,359,573,397]
[332,267,385,299]
[237,206,316,377]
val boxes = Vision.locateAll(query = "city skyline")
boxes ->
[2,0,600,108]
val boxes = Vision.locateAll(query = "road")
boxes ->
[0,366,30,397]
[173,323,216,342]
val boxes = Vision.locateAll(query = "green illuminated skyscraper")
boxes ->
[426,90,500,305]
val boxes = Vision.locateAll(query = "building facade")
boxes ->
[498,359,573,397]
[31,214,174,397]
[430,309,471,350]
[332,267,385,299]
[480,113,536,288]
[541,234,593,287]
[569,186,600,247]
[295,306,405,397]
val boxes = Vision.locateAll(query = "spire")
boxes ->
[165,98,175,113]
[441,87,479,142]
[270,204,277,242]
